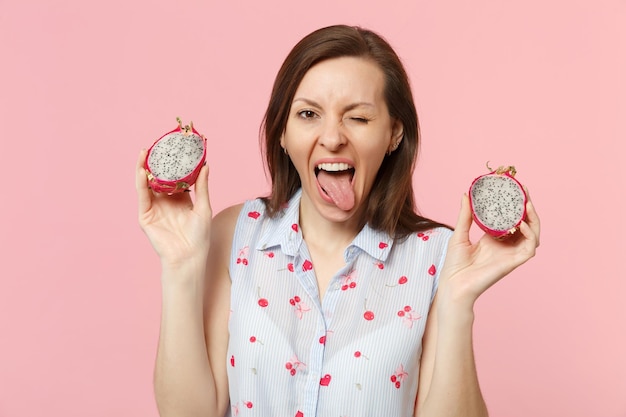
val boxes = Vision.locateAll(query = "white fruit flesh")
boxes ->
[470,175,525,232]
[147,132,204,181]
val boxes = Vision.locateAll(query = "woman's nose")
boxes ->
[318,119,347,151]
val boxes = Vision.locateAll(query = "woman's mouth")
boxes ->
[315,163,356,211]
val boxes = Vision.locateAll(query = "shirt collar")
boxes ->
[256,189,303,257]
[255,188,394,261]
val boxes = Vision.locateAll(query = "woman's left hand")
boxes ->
[438,189,541,308]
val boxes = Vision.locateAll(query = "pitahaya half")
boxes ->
[145,117,207,193]
[469,164,527,239]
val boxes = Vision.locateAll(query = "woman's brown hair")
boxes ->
[260,25,450,238]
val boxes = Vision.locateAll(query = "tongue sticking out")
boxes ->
[317,170,355,211]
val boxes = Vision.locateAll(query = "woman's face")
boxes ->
[281,56,403,226]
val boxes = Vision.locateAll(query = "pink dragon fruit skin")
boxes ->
[144,118,207,194]
[469,165,528,239]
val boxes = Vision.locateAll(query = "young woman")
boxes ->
[136,25,540,417]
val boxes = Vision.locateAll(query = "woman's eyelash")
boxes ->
[298,110,317,119]
[351,117,370,123]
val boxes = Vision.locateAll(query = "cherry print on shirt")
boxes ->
[230,355,235,367]
[249,336,264,345]
[363,298,375,321]
[340,269,357,291]
[354,350,369,360]
[289,295,311,319]
[417,229,439,242]
[302,259,313,271]
[373,261,385,270]
[385,275,408,287]
[397,305,422,329]
[264,251,275,259]
[295,412,304,417]
[232,403,240,416]
[320,374,331,386]
[291,223,299,232]
[236,246,249,266]
[379,241,388,249]
[247,211,260,219]
[319,330,332,344]
[390,364,408,389]
[257,287,269,307]
[278,262,295,272]
[428,264,436,276]
[244,401,253,409]
[285,355,306,376]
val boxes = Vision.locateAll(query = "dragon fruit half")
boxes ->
[469,164,527,239]
[145,118,207,193]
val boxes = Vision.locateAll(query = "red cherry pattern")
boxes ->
[428,264,436,276]
[340,269,358,291]
[249,336,263,345]
[363,298,375,321]
[257,287,269,308]
[285,356,305,376]
[236,246,250,266]
[386,275,409,288]
[379,241,388,249]
[354,350,369,360]
[247,211,260,219]
[302,260,313,271]
[320,374,331,386]
[291,223,299,232]
[390,364,408,389]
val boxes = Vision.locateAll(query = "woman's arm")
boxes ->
[416,193,540,417]
[136,150,232,417]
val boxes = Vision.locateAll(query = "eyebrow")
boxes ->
[292,97,376,111]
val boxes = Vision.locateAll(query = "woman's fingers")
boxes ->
[450,194,472,245]
[193,163,212,216]
[136,149,153,216]
[525,199,541,248]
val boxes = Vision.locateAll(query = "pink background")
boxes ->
[1,0,624,416]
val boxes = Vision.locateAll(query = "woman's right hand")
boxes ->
[135,149,212,267]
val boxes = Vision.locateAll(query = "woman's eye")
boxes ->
[298,110,317,119]
[351,117,369,124]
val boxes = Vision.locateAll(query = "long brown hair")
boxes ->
[260,25,450,238]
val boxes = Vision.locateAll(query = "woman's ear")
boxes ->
[388,119,404,153]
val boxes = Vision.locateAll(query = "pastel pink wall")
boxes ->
[1,1,624,416]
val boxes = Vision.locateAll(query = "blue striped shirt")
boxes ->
[226,189,452,417]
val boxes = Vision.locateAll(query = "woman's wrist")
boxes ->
[436,282,478,326]
[160,255,208,289]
